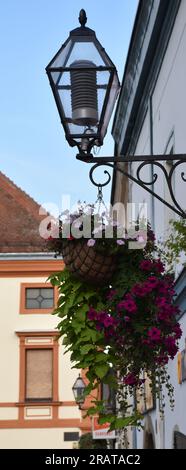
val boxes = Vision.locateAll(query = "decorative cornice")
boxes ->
[0,259,64,276]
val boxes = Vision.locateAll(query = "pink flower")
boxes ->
[117,297,137,313]
[140,259,153,271]
[106,289,117,301]
[146,276,159,288]
[87,239,96,247]
[156,297,168,308]
[155,355,169,365]
[103,316,116,327]
[165,337,178,358]
[88,307,97,321]
[132,283,150,297]
[123,373,138,386]
[153,259,164,273]
[172,324,182,339]
[148,327,161,342]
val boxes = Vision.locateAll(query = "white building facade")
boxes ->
[112,0,186,448]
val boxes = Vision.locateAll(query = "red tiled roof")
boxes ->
[0,172,48,253]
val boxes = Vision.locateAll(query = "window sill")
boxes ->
[16,401,62,407]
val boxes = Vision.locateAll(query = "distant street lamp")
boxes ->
[72,374,86,409]
[46,9,186,218]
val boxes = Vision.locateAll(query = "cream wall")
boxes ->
[0,274,82,448]
[0,428,81,449]
[0,276,80,404]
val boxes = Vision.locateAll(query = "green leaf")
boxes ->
[94,353,109,363]
[98,415,115,424]
[95,364,109,379]
[80,344,95,355]
[86,407,98,416]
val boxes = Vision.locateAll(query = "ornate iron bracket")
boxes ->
[77,153,186,218]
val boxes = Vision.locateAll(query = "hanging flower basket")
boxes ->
[61,239,117,285]
[46,203,132,286]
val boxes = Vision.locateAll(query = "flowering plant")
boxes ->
[49,227,182,430]
[47,202,148,255]
[87,260,181,403]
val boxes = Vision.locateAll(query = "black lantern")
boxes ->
[72,374,86,408]
[46,9,186,218]
[46,9,120,159]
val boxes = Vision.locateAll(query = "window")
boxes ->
[16,331,59,405]
[25,349,53,401]
[64,432,79,442]
[26,287,54,309]
[20,283,58,314]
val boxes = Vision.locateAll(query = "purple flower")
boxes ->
[87,239,96,247]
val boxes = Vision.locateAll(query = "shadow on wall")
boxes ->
[143,416,155,449]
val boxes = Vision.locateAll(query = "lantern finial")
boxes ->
[79,9,87,27]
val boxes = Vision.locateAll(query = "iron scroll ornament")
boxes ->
[88,154,186,218]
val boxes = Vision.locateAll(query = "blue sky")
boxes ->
[0,0,138,211]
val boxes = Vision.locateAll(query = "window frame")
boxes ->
[16,331,59,405]
[25,348,53,402]
[20,282,58,314]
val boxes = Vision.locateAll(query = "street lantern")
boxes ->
[46,9,120,158]
[46,10,186,218]
[72,374,86,409]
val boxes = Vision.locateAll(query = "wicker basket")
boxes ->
[61,239,117,285]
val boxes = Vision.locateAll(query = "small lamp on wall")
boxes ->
[72,374,86,409]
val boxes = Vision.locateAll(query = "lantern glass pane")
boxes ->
[66,40,106,67]
[100,71,120,140]
[51,39,73,68]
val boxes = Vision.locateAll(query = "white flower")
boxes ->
[87,239,96,247]
[116,239,125,245]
